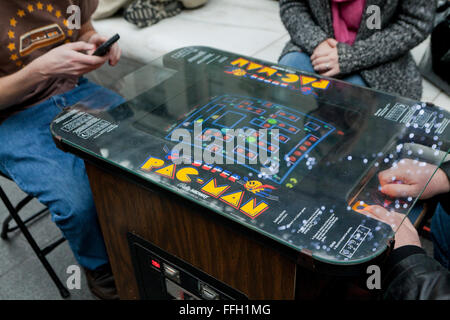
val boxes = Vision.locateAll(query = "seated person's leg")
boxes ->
[431,203,450,269]
[0,99,108,270]
[279,51,315,73]
[279,52,368,87]
[0,80,124,271]
[341,74,368,88]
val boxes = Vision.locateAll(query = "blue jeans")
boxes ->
[0,78,124,270]
[431,203,450,269]
[279,51,368,87]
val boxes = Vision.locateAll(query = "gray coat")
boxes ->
[279,0,436,100]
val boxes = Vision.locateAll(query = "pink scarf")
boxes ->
[331,0,366,45]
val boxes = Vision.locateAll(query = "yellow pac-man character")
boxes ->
[244,180,277,197]
[231,68,247,77]
[244,180,263,194]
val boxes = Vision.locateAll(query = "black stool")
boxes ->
[0,171,70,298]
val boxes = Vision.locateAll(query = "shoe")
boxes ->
[124,0,182,28]
[84,264,120,300]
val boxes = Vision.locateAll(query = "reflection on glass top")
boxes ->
[50,46,450,265]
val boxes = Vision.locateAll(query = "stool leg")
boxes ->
[1,215,13,239]
[0,188,70,298]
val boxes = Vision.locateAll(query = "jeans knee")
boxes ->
[50,192,98,228]
[279,51,315,73]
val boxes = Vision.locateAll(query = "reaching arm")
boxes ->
[361,206,450,300]
[0,41,107,110]
[0,20,120,110]
[0,64,47,111]
[383,246,450,300]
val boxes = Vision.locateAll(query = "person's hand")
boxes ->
[312,38,337,58]
[311,38,340,77]
[378,159,450,200]
[361,205,421,249]
[86,33,121,66]
[30,41,109,80]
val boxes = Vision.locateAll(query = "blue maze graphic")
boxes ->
[165,95,335,184]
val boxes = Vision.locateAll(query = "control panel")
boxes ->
[127,233,248,300]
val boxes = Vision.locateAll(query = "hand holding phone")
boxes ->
[92,34,120,57]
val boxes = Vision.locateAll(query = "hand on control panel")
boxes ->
[378,159,450,200]
[361,205,421,249]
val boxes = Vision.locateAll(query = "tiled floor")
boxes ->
[1,1,449,299]
[0,178,94,300]
[92,0,288,63]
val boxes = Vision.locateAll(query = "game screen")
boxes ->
[51,47,450,265]
[134,93,347,186]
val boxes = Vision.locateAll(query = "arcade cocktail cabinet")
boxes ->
[51,47,450,300]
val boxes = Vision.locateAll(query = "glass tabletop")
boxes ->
[50,46,450,266]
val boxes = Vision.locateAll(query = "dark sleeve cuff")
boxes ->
[441,161,450,182]
[382,245,426,289]
[337,42,354,75]
[385,245,426,274]
[438,162,450,213]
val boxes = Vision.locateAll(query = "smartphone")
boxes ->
[92,34,120,56]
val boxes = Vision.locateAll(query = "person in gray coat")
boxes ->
[279,0,436,100]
